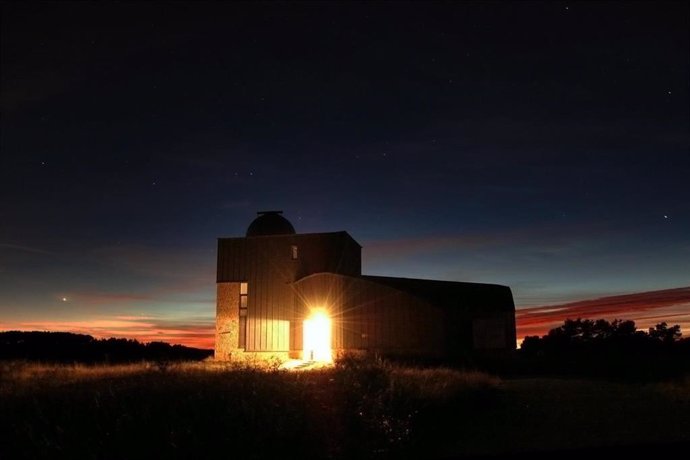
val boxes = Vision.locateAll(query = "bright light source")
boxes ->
[303,309,332,362]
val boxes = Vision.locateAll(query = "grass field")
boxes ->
[1,358,688,459]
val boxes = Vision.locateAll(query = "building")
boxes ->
[215,211,516,363]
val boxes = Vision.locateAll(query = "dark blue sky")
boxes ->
[1,2,688,346]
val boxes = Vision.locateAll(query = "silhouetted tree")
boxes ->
[517,318,687,380]
[648,322,682,343]
[544,318,643,344]
[610,319,637,337]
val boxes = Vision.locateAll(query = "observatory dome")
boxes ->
[246,211,296,237]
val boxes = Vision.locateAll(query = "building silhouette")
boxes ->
[216,211,516,362]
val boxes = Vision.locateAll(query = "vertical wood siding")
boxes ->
[294,273,445,356]
[216,231,515,357]
[217,232,361,352]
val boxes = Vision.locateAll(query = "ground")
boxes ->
[0,361,688,459]
[439,378,690,457]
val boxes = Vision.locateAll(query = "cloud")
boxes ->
[0,243,57,256]
[361,221,620,268]
[363,234,501,259]
[70,292,154,306]
[115,315,158,321]
[516,287,690,340]
[92,244,215,282]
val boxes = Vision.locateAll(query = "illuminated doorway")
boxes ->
[303,310,332,362]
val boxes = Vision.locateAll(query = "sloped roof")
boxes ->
[361,275,514,312]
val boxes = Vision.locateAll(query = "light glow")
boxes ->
[303,309,332,362]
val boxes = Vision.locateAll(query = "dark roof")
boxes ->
[361,275,514,312]
[246,211,296,237]
[294,272,514,313]
[220,230,362,247]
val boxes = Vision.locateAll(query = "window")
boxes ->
[239,282,248,348]
[472,317,507,350]
[291,245,298,260]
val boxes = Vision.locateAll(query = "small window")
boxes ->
[239,282,248,348]
[239,317,247,349]
[291,245,298,260]
[472,317,507,350]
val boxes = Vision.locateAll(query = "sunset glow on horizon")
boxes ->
[516,287,690,345]
[1,286,688,350]
[0,317,215,350]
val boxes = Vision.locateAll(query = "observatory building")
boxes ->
[216,211,516,362]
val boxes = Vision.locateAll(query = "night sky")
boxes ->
[2,2,689,348]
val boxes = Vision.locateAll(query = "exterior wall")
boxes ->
[462,287,516,352]
[217,232,361,282]
[215,227,516,361]
[295,273,517,360]
[216,232,361,355]
[362,276,517,354]
[215,282,240,360]
[294,273,445,358]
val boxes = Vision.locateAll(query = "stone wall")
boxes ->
[215,282,239,360]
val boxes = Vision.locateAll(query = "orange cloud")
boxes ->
[517,287,690,341]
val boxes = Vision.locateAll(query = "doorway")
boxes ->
[303,310,332,362]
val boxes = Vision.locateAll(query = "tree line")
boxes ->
[517,319,689,380]
[0,331,213,363]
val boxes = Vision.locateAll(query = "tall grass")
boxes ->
[0,357,498,459]
[658,375,690,402]
[331,355,500,457]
